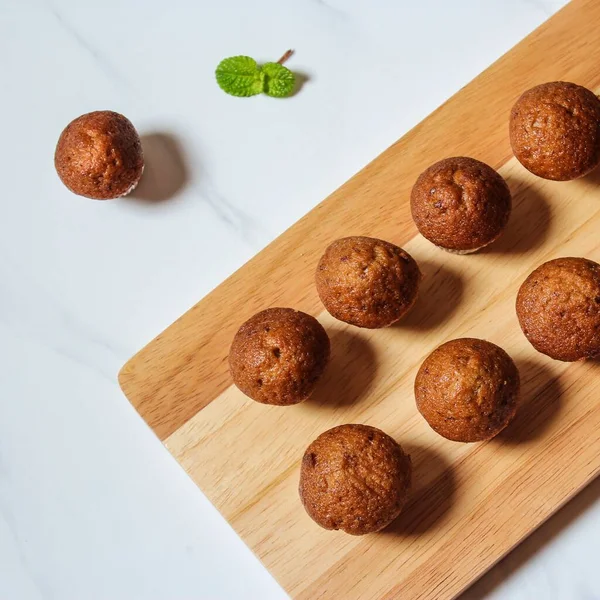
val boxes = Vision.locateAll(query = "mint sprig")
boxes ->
[215,56,264,97]
[215,50,296,98]
[261,63,295,98]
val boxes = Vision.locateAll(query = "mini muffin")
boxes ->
[299,424,412,535]
[415,338,520,442]
[229,307,330,405]
[410,157,512,253]
[315,236,421,328]
[55,111,144,199]
[516,257,600,361]
[509,82,600,180]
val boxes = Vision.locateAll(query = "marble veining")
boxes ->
[198,178,272,247]
[4,0,599,599]
[48,4,130,90]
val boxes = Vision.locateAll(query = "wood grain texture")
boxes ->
[161,160,600,599]
[119,1,600,598]
[119,0,600,441]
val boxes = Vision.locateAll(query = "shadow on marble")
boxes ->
[290,71,310,97]
[128,132,189,203]
[308,328,378,409]
[461,476,600,599]
[495,359,563,445]
[384,445,455,536]
[480,181,551,255]
[398,260,464,331]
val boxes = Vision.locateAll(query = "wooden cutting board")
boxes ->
[119,1,600,597]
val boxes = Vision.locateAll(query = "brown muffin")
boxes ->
[509,82,600,180]
[516,257,600,361]
[299,424,412,535]
[410,157,512,253]
[55,111,144,199]
[229,308,330,405]
[415,338,520,442]
[315,236,421,328]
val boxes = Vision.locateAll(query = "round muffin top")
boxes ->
[55,110,144,199]
[229,307,330,405]
[315,236,421,329]
[516,257,600,361]
[299,424,412,535]
[410,157,511,252]
[509,81,600,181]
[415,338,520,442]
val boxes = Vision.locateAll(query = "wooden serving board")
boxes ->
[119,1,600,598]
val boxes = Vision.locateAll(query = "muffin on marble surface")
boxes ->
[299,424,412,535]
[516,257,600,361]
[415,338,520,442]
[509,82,600,181]
[315,236,421,328]
[410,157,512,253]
[55,111,144,199]
[229,308,330,406]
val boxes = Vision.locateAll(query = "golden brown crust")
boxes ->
[315,236,421,328]
[410,157,511,252]
[516,257,600,361]
[229,308,330,405]
[299,424,412,535]
[509,82,600,181]
[54,111,144,199]
[415,338,520,443]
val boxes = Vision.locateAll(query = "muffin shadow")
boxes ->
[308,329,377,409]
[581,164,600,187]
[128,132,189,203]
[495,359,563,445]
[481,182,550,255]
[398,260,464,331]
[383,445,455,536]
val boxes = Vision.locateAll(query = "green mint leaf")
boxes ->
[215,56,263,97]
[261,62,295,98]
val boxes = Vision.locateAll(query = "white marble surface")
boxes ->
[3,0,600,598]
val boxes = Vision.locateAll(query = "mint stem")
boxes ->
[277,49,294,65]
